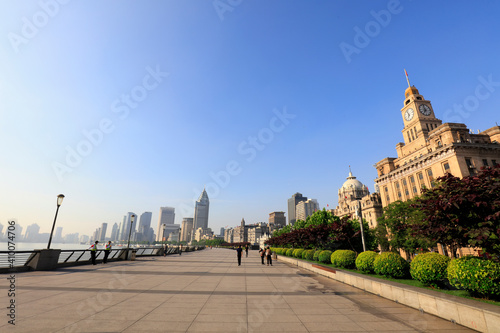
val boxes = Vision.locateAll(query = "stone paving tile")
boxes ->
[0,248,480,333]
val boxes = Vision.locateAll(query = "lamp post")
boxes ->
[162,224,166,242]
[126,214,135,260]
[356,197,367,252]
[47,194,65,249]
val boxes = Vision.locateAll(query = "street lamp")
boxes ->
[126,214,135,260]
[355,196,367,252]
[162,224,166,242]
[47,194,65,249]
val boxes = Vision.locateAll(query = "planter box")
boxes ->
[277,255,500,333]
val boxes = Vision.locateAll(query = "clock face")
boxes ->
[419,104,431,116]
[404,108,414,121]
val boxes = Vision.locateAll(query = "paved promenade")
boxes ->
[0,248,476,332]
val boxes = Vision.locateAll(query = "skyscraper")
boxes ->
[192,188,209,238]
[296,199,320,222]
[97,223,108,242]
[137,212,153,242]
[110,223,119,241]
[156,207,176,241]
[287,192,307,225]
[269,211,286,228]
[180,217,194,242]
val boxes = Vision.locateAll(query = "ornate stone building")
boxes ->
[332,171,383,228]
[374,85,500,207]
[374,82,500,257]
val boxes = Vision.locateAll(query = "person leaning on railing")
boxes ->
[103,241,111,264]
[89,241,99,265]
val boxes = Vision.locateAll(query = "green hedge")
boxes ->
[410,253,450,286]
[304,249,315,261]
[293,249,305,258]
[355,251,378,273]
[373,252,409,278]
[286,248,294,257]
[448,256,500,297]
[330,250,357,268]
[313,250,322,261]
[318,250,333,264]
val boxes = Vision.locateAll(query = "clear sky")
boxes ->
[1,0,499,238]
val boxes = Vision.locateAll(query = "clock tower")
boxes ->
[400,85,442,146]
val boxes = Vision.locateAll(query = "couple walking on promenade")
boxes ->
[235,245,273,266]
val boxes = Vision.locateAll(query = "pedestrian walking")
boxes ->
[259,248,265,265]
[103,241,111,264]
[236,245,243,266]
[266,246,272,266]
[89,241,99,265]
[179,244,182,256]
[245,245,249,258]
[164,244,168,257]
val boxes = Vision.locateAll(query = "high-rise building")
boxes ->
[219,227,225,237]
[296,199,320,222]
[287,192,307,225]
[110,223,119,241]
[54,227,63,243]
[98,223,108,242]
[118,215,127,241]
[24,224,40,242]
[269,212,286,229]
[180,217,194,242]
[192,188,209,238]
[137,212,153,242]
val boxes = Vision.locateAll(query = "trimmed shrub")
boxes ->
[318,250,333,264]
[448,256,500,297]
[286,248,294,257]
[410,253,450,286]
[373,252,410,278]
[293,249,305,258]
[355,251,378,273]
[301,250,308,259]
[313,250,322,261]
[305,250,315,261]
[273,248,282,255]
[330,250,357,268]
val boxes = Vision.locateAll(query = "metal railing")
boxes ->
[0,245,204,273]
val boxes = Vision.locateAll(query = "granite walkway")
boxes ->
[0,248,477,332]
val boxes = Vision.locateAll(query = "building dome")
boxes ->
[338,171,369,199]
[342,172,365,191]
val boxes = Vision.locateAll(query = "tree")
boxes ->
[376,199,433,257]
[410,165,500,260]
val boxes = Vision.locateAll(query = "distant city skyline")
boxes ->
[1,1,500,238]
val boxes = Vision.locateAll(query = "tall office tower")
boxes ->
[192,188,209,238]
[296,199,320,221]
[137,212,152,241]
[24,223,40,242]
[220,227,225,237]
[156,207,175,241]
[269,211,286,228]
[55,227,63,243]
[121,212,137,241]
[98,223,108,242]
[180,217,194,242]
[118,215,127,240]
[287,192,307,225]
[110,223,119,241]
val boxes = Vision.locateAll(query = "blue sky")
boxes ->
[1,0,499,238]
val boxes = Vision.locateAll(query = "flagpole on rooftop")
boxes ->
[404,69,411,88]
